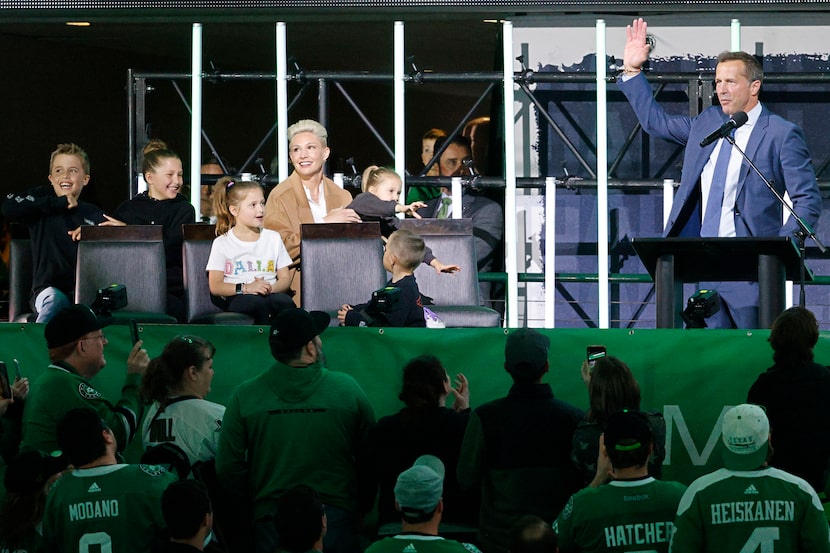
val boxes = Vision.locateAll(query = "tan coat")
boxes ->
[263,172,353,300]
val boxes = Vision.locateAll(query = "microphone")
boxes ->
[699,111,748,147]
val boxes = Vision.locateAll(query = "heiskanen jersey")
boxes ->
[670,467,830,553]
[366,534,482,553]
[42,464,177,553]
[554,477,687,553]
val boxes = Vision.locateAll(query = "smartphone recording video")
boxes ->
[587,345,607,366]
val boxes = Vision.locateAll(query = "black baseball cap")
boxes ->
[269,308,330,357]
[604,409,652,453]
[44,304,110,349]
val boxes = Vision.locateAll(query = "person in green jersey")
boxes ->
[41,408,177,553]
[554,409,686,552]
[669,404,830,553]
[20,304,149,454]
[365,455,482,553]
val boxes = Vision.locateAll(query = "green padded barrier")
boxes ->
[1,322,819,485]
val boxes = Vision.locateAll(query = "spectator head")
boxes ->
[504,328,549,384]
[587,356,641,426]
[141,335,216,403]
[57,408,113,467]
[212,177,263,236]
[768,306,819,364]
[603,409,652,470]
[269,308,330,364]
[398,355,450,409]
[44,304,110,373]
[275,485,326,553]
[394,455,444,523]
[4,450,67,495]
[510,515,558,553]
[1,450,68,549]
[287,119,329,148]
[721,404,770,471]
[386,230,426,272]
[162,480,213,541]
[421,128,447,174]
[48,143,91,204]
[433,135,473,178]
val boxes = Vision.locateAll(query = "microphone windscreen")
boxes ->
[732,111,749,127]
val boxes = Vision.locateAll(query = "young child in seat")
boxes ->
[206,178,295,325]
[338,229,427,327]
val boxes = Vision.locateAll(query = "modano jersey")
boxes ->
[42,464,176,553]
[553,477,686,553]
[669,467,830,553]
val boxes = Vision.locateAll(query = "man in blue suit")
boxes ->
[619,18,821,329]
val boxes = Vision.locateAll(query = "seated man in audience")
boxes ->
[274,486,326,553]
[42,408,177,553]
[669,404,830,553]
[21,304,149,454]
[417,135,503,304]
[747,306,830,490]
[365,455,482,553]
[553,409,686,552]
[1,143,123,322]
[160,480,214,553]
[510,516,559,553]
[457,329,583,553]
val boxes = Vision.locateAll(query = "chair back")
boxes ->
[75,226,167,313]
[399,218,501,327]
[181,224,253,324]
[8,224,34,322]
[300,222,386,314]
[399,219,481,305]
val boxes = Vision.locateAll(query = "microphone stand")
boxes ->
[726,134,827,307]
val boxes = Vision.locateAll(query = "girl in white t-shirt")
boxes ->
[206,178,295,324]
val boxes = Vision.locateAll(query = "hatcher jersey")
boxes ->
[42,464,177,553]
[669,467,830,553]
[553,477,687,553]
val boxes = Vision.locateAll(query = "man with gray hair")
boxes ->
[365,455,481,553]
[457,329,583,553]
[669,404,830,553]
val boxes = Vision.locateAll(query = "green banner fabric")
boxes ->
[1,322,816,485]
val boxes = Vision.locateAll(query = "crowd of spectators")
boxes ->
[0,302,826,553]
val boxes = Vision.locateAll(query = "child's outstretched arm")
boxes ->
[429,259,461,274]
[395,201,427,218]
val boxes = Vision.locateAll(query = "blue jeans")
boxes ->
[34,287,71,323]
[255,504,360,553]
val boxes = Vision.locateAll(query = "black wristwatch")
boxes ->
[235,283,244,295]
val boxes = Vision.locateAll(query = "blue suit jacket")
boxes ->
[619,72,821,239]
[618,73,820,328]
